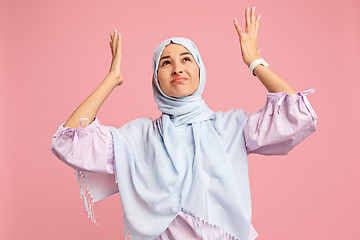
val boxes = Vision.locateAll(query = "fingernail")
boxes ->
[254,6,256,11]
[234,17,237,23]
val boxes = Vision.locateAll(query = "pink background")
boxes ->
[1,0,359,239]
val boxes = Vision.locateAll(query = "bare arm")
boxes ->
[233,7,296,94]
[252,65,296,94]
[63,73,120,128]
[63,29,124,129]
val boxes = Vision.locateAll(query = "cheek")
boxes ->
[191,67,200,83]
[157,70,164,83]
[157,71,168,91]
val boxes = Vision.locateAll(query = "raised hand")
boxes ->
[109,28,124,86]
[233,7,261,67]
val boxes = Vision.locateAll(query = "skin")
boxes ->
[233,7,296,94]
[63,7,296,129]
[157,43,200,98]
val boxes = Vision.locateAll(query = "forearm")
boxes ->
[233,7,296,94]
[63,73,118,129]
[253,64,296,94]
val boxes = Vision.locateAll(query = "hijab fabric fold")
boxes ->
[106,37,252,239]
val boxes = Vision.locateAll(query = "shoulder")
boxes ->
[213,109,247,124]
[211,109,248,135]
[105,117,155,137]
[121,117,153,129]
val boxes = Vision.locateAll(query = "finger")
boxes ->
[115,29,118,41]
[233,18,243,37]
[109,33,114,54]
[255,15,260,36]
[245,8,250,32]
[117,33,122,53]
[111,31,115,48]
[115,29,120,51]
[109,32,113,42]
[112,38,115,54]
[112,31,117,53]
[110,42,114,56]
[251,6,255,23]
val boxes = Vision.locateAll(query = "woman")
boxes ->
[51,7,318,240]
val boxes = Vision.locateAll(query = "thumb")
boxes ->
[233,18,243,37]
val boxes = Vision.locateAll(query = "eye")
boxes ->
[160,57,191,67]
[161,60,170,66]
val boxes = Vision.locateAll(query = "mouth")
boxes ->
[171,78,188,83]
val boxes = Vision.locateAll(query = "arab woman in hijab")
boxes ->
[51,6,317,240]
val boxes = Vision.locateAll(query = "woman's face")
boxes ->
[157,43,200,98]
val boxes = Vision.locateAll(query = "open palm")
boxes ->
[233,7,261,67]
[109,28,124,86]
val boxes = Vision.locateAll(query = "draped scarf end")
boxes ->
[75,170,98,226]
[124,223,134,240]
[181,208,239,240]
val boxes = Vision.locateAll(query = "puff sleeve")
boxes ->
[50,117,115,174]
[244,89,318,155]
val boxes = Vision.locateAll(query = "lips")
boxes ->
[171,78,188,83]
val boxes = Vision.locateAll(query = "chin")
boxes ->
[171,92,194,98]
[165,86,197,98]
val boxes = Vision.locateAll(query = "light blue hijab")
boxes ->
[106,37,252,239]
[152,37,214,126]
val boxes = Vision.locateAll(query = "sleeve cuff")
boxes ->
[267,88,318,121]
[56,117,104,137]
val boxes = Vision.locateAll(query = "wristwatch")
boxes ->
[249,57,269,76]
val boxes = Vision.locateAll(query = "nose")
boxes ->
[172,60,183,75]
[173,70,183,75]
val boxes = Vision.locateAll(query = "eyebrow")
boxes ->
[159,52,191,62]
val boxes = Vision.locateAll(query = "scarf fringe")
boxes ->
[181,208,238,240]
[75,170,98,226]
[122,209,238,240]
[124,223,133,240]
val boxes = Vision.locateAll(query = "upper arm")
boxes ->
[244,89,318,155]
[50,117,115,173]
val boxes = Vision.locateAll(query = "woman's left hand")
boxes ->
[233,6,261,67]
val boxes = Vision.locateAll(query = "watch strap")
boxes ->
[249,57,269,76]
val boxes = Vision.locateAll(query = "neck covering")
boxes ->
[102,37,252,240]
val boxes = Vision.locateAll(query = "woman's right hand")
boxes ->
[108,29,124,86]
